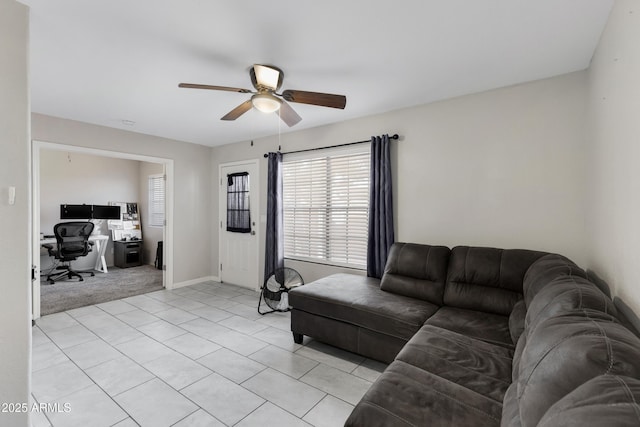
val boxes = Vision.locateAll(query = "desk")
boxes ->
[41,234,109,273]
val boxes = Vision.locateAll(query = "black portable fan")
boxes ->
[258,267,304,314]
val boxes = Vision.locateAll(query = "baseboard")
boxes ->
[171,275,218,289]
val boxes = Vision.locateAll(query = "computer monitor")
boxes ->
[92,205,121,220]
[60,204,92,219]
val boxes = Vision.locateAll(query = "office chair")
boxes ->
[43,221,95,284]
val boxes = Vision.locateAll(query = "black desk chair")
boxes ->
[43,221,95,284]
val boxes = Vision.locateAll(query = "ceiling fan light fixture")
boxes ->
[251,93,282,113]
[253,65,281,90]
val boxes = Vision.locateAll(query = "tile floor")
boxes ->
[31,281,387,427]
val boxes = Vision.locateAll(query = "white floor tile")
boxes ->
[179,318,231,341]
[116,309,159,327]
[300,364,372,405]
[242,368,326,418]
[153,307,198,325]
[66,305,103,319]
[85,356,155,396]
[181,373,264,426]
[96,300,137,315]
[47,384,127,427]
[163,333,221,359]
[166,296,208,311]
[172,409,225,427]
[142,352,212,390]
[37,312,79,333]
[302,395,355,427]
[252,326,306,352]
[236,402,312,427]
[249,345,318,379]
[255,312,292,331]
[111,418,139,427]
[223,302,264,320]
[116,336,176,364]
[218,315,269,335]
[32,360,93,403]
[209,330,269,356]
[197,348,266,383]
[46,324,97,349]
[63,339,122,370]
[91,323,145,346]
[352,358,388,382]
[115,378,198,427]
[190,305,233,323]
[32,326,52,348]
[295,341,365,373]
[136,319,187,342]
[123,295,174,313]
[32,341,70,372]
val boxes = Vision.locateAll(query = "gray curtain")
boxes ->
[264,152,284,282]
[367,134,395,278]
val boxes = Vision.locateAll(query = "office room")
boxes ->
[37,147,165,315]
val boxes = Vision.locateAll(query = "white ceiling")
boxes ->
[20,0,613,147]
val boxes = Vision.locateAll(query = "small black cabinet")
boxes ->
[114,240,143,268]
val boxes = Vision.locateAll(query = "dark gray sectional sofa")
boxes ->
[288,243,640,426]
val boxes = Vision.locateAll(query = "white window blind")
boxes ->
[148,174,165,227]
[283,147,370,269]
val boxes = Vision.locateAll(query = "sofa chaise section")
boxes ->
[289,243,449,363]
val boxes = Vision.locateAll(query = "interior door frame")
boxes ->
[31,140,174,320]
[218,159,260,291]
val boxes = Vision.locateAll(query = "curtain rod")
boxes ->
[263,133,399,158]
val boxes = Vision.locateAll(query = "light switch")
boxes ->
[8,186,16,205]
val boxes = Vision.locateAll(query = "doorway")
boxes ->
[219,160,260,290]
[32,140,174,320]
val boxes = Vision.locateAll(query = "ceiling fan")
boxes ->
[179,64,347,127]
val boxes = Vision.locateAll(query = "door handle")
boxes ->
[251,231,256,235]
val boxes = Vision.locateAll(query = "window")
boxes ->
[148,174,165,227]
[226,172,251,233]
[283,146,370,268]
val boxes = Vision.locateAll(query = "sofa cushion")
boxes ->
[509,300,527,344]
[288,273,438,341]
[345,360,502,427]
[396,325,513,402]
[522,254,588,307]
[515,316,640,427]
[537,375,640,427]
[380,242,450,305]
[445,246,547,315]
[524,276,618,335]
[501,382,522,427]
[425,306,513,348]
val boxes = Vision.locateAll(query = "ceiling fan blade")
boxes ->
[221,100,253,121]
[282,90,346,109]
[179,83,252,93]
[279,101,302,127]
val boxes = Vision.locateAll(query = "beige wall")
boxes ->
[0,0,31,424]
[32,114,214,285]
[212,71,589,283]
[587,0,640,312]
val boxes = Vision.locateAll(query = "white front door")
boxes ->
[219,160,259,290]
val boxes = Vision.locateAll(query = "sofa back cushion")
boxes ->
[444,246,547,315]
[537,375,640,427]
[522,254,588,307]
[380,242,450,305]
[524,276,618,335]
[514,316,640,427]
